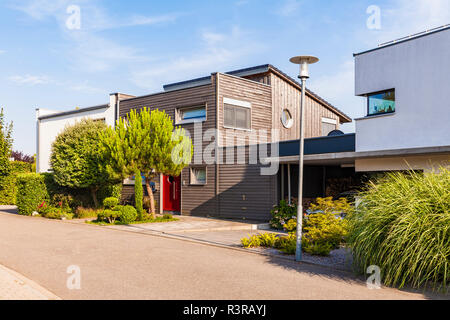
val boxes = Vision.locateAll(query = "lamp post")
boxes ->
[289,55,319,262]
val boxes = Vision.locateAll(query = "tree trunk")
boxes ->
[145,176,156,219]
[91,187,99,208]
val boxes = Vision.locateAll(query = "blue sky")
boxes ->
[1,0,449,155]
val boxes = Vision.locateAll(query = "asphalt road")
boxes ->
[0,211,441,300]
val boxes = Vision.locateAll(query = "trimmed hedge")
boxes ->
[0,161,32,205]
[16,173,49,215]
[15,172,123,216]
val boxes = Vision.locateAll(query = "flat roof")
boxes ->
[354,24,450,57]
[38,104,108,120]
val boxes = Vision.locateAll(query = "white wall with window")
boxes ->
[354,27,450,152]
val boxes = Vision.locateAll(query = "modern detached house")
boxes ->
[117,65,351,220]
[36,64,351,221]
[271,25,450,212]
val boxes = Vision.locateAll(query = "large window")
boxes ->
[368,89,395,116]
[223,98,251,130]
[176,106,206,124]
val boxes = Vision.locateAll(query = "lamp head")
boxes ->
[289,55,319,79]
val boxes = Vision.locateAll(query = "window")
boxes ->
[368,89,395,116]
[190,167,207,185]
[176,106,206,124]
[281,109,293,128]
[321,118,337,136]
[223,98,251,130]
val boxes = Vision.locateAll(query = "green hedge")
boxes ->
[16,173,49,215]
[0,161,33,205]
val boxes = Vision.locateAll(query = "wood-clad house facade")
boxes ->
[119,64,351,221]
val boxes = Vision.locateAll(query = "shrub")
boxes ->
[50,119,111,207]
[0,161,32,205]
[241,234,262,248]
[97,183,122,205]
[116,205,137,224]
[134,171,144,220]
[103,197,119,209]
[309,197,351,217]
[270,199,297,230]
[97,209,120,224]
[162,213,173,220]
[43,208,73,220]
[16,173,49,215]
[75,207,103,219]
[347,169,450,290]
[302,213,349,254]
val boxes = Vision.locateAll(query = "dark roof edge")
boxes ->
[353,24,450,57]
[38,104,108,120]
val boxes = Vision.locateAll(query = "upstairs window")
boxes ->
[176,106,206,124]
[368,89,395,116]
[223,98,251,130]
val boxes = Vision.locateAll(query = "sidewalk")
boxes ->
[0,264,60,300]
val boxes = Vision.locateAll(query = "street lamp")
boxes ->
[289,55,319,262]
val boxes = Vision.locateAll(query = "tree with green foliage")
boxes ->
[0,108,13,185]
[50,119,115,207]
[101,108,192,218]
[134,169,144,220]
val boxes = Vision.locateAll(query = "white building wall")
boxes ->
[36,104,115,173]
[355,27,450,152]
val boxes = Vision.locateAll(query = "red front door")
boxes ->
[163,175,181,212]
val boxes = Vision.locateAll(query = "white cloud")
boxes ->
[277,0,301,17]
[0,50,5,54]
[131,27,266,91]
[9,74,51,85]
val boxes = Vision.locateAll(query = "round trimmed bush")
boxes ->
[117,205,137,224]
[347,169,450,289]
[103,197,119,209]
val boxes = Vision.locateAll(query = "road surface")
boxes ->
[0,211,441,300]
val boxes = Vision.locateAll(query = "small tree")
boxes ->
[0,108,13,184]
[50,119,113,207]
[135,169,144,220]
[101,108,192,218]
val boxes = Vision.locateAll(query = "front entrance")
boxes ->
[162,175,181,213]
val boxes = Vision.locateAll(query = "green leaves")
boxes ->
[50,119,111,206]
[100,107,193,183]
[347,169,450,290]
[0,108,13,182]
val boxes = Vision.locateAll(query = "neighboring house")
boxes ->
[273,25,450,210]
[118,64,351,220]
[36,93,134,173]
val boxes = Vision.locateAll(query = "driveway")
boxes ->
[0,211,443,300]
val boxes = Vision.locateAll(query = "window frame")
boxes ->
[366,89,396,117]
[176,105,207,125]
[189,166,207,186]
[222,97,252,131]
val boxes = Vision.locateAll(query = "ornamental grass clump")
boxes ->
[347,168,450,290]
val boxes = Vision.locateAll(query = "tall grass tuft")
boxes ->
[347,168,450,290]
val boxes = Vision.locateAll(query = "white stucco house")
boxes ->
[36,93,134,173]
[353,24,450,172]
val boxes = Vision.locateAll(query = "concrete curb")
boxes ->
[0,264,61,300]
